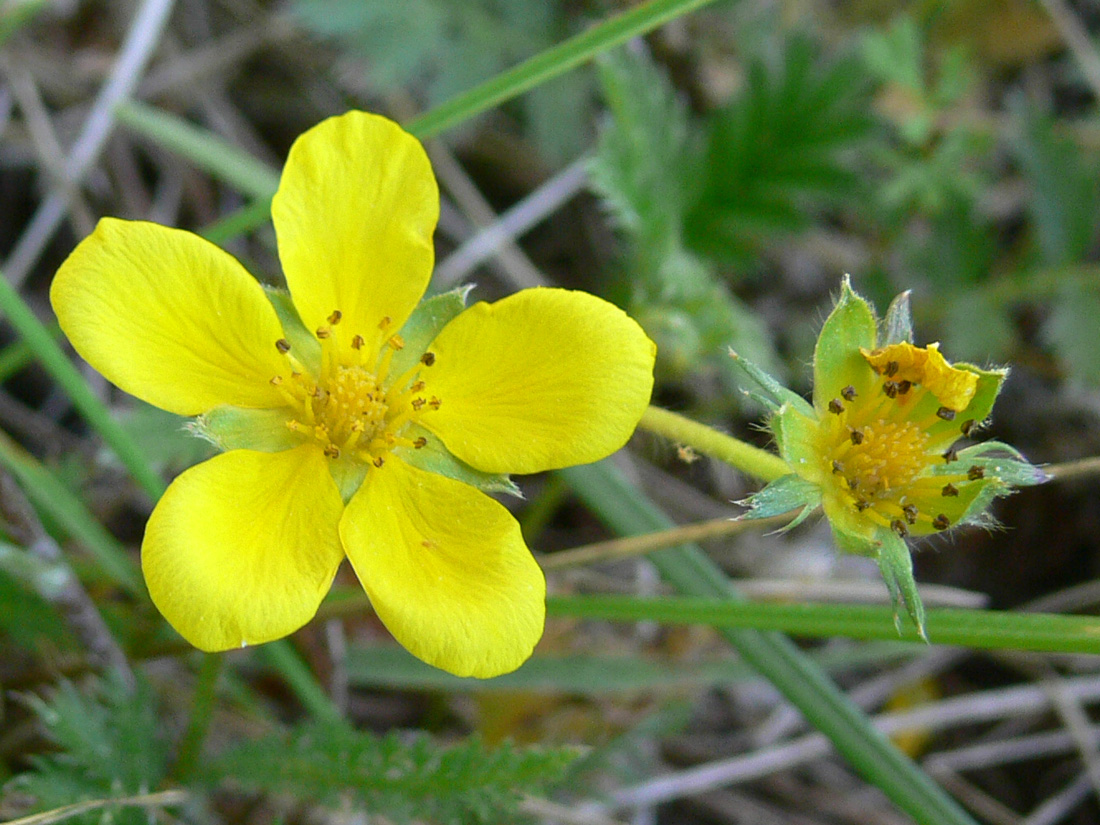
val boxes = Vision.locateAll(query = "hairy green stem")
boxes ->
[640,406,789,482]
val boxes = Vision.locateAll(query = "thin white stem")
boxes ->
[433,154,590,288]
[3,0,176,287]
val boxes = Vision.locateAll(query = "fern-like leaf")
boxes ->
[202,721,577,825]
[686,35,875,262]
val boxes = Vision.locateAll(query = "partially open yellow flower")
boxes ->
[51,111,656,677]
[736,277,1044,633]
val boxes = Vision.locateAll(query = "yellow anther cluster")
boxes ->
[271,309,439,465]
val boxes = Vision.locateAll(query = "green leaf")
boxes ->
[875,528,927,638]
[6,675,169,824]
[115,102,280,199]
[1009,93,1100,267]
[771,403,821,469]
[391,286,471,379]
[398,425,520,497]
[686,34,875,262]
[546,595,1100,655]
[202,721,576,825]
[191,406,300,453]
[728,349,814,416]
[812,276,877,411]
[881,289,913,345]
[955,441,1049,487]
[738,473,820,529]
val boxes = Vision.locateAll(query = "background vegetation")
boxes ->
[3,0,1100,823]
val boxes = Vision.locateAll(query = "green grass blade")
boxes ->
[343,643,919,694]
[0,430,144,596]
[405,0,722,140]
[558,460,978,825]
[115,102,280,199]
[548,595,1100,655]
[0,270,166,500]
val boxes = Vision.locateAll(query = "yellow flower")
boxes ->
[51,111,656,677]
[736,277,1043,632]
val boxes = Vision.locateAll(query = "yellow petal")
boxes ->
[142,446,345,651]
[860,343,978,412]
[51,219,290,416]
[340,459,545,678]
[422,288,656,474]
[272,111,438,354]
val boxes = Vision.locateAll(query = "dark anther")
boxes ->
[960,419,976,437]
[850,428,865,445]
[324,445,340,459]
[413,437,428,449]
[885,361,900,377]
[932,514,951,530]
[855,498,871,511]
[832,459,844,474]
[412,398,426,411]
[351,334,365,350]
[316,327,331,340]
[421,351,436,366]
[828,398,845,414]
[883,381,899,399]
[891,519,909,537]
[967,465,985,480]
[328,310,343,325]
[428,396,442,409]
[936,407,956,421]
[372,456,385,468]
[943,446,959,463]
[841,385,857,401]
[896,380,912,395]
[942,483,959,497]
[902,504,918,525]
[275,338,291,354]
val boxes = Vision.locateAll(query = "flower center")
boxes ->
[821,354,978,537]
[837,418,928,496]
[269,310,438,467]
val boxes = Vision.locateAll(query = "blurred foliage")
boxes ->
[589,46,779,389]
[5,675,169,825]
[4,674,577,825]
[203,723,577,824]
[294,0,593,162]
[685,35,876,262]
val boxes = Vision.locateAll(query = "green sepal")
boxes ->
[190,405,300,453]
[771,403,821,476]
[875,528,927,639]
[737,473,820,531]
[953,363,1008,431]
[728,349,814,417]
[881,289,913,345]
[954,441,1049,487]
[264,287,321,373]
[813,275,878,411]
[397,425,521,498]
[390,286,472,380]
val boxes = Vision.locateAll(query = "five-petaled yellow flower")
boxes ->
[736,277,1043,632]
[51,111,656,677]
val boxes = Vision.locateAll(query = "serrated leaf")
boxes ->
[686,35,875,262]
[203,721,576,825]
